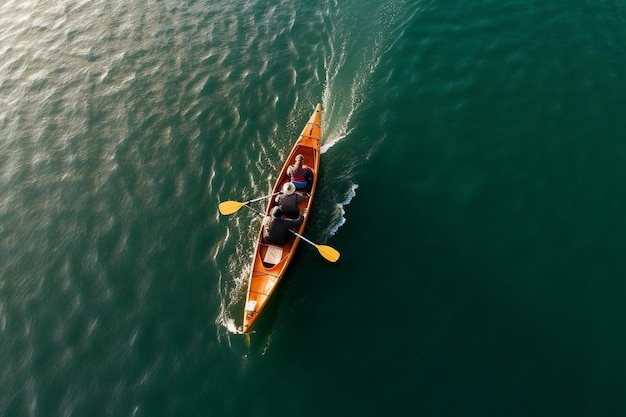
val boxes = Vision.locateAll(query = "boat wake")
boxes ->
[320,0,409,152]
[220,315,243,335]
[329,183,359,236]
[214,234,255,342]
[216,286,246,340]
[320,39,367,154]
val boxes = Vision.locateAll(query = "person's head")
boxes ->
[294,154,304,169]
[282,182,295,195]
[271,206,283,218]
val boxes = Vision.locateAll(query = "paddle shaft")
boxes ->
[289,229,340,262]
[244,192,280,205]
[289,229,315,246]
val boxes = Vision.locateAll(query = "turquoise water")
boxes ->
[1,0,625,416]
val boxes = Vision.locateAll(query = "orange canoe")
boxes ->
[242,103,322,334]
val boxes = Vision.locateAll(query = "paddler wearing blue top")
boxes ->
[286,154,313,190]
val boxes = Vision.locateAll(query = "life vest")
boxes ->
[290,167,306,183]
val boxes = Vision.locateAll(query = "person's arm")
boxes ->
[292,215,304,227]
[284,215,303,229]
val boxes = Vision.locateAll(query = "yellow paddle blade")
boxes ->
[316,244,340,263]
[218,200,245,215]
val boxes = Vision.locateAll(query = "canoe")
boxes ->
[242,103,322,334]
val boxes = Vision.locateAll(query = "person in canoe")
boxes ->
[275,182,307,218]
[287,154,314,190]
[262,206,304,245]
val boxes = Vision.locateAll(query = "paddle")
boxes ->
[289,230,340,263]
[218,192,280,215]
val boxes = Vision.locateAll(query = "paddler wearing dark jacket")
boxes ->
[262,206,304,245]
[275,182,307,218]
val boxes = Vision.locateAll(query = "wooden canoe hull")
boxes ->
[242,103,322,334]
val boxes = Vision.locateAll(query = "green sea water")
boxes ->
[1,0,625,416]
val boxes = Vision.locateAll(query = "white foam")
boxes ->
[319,1,410,154]
[321,125,353,154]
[329,183,359,236]
[214,239,255,340]
[223,317,243,335]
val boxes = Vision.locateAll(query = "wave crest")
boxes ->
[329,183,359,236]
